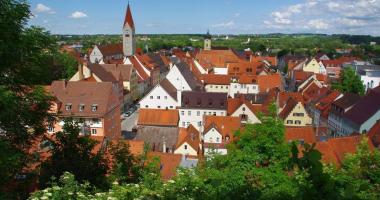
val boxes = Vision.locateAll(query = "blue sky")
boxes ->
[28,0,380,35]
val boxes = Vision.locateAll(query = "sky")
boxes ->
[28,0,380,36]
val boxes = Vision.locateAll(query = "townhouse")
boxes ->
[48,80,122,141]
[179,91,228,130]
[203,116,241,156]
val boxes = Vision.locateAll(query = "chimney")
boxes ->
[177,90,182,107]
[78,63,84,80]
[162,139,166,153]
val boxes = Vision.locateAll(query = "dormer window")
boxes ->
[65,104,72,111]
[91,104,98,112]
[79,104,85,112]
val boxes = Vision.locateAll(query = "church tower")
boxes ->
[123,3,136,57]
[204,30,212,51]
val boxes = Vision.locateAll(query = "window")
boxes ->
[208,112,212,115]
[210,85,213,88]
[220,112,224,115]
[91,129,97,135]
[79,104,85,112]
[198,121,202,127]
[48,125,54,133]
[188,111,191,116]
[145,105,149,108]
[164,96,167,99]
[204,111,207,115]
[157,106,161,108]
[181,111,185,115]
[213,112,216,116]
[287,120,293,124]
[216,137,220,143]
[197,111,200,116]
[157,96,160,99]
[170,106,173,109]
[92,118,100,124]
[91,105,98,112]
[295,120,301,125]
[241,114,248,121]
[242,107,246,111]
[182,122,185,126]
[150,96,153,99]
[65,104,72,111]
[215,86,218,89]
[186,122,190,126]
[184,145,188,150]
[293,113,304,117]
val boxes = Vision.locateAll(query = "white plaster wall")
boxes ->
[139,85,178,109]
[178,109,227,131]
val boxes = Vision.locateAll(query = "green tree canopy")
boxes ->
[332,67,365,96]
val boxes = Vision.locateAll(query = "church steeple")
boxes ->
[123,2,134,29]
[123,2,136,57]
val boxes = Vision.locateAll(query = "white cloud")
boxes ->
[264,0,380,35]
[212,20,235,28]
[308,19,329,29]
[70,11,88,19]
[234,13,240,17]
[34,3,55,14]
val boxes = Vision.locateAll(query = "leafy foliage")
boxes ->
[39,119,109,190]
[332,67,365,96]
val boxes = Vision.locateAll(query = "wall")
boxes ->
[284,102,312,127]
[204,84,229,93]
[89,46,103,63]
[229,83,259,98]
[166,65,192,91]
[139,85,178,109]
[178,108,227,131]
[174,142,198,156]
[231,104,261,124]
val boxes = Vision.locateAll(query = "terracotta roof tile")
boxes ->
[125,140,145,156]
[257,73,282,92]
[176,125,200,152]
[285,127,316,144]
[123,4,134,28]
[227,96,262,115]
[97,43,123,57]
[315,135,374,166]
[279,97,299,119]
[50,81,121,117]
[138,109,179,127]
[147,152,182,180]
[204,116,241,140]
[278,92,304,108]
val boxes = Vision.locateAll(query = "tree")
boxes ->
[289,143,338,199]
[332,67,365,96]
[335,138,380,199]
[39,119,109,190]
[0,0,54,197]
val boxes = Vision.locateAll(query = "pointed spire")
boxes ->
[123,2,135,28]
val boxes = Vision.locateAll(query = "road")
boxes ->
[121,110,138,139]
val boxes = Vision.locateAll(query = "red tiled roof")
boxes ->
[227,96,262,115]
[279,97,299,119]
[123,4,134,28]
[257,73,282,92]
[129,56,149,81]
[278,92,304,108]
[315,135,374,166]
[50,81,121,118]
[285,127,316,144]
[138,109,179,127]
[176,125,200,152]
[195,49,243,68]
[204,116,241,140]
[315,90,341,118]
[147,152,182,180]
[125,140,145,156]
[227,62,257,76]
[97,43,123,57]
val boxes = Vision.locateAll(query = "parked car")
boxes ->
[124,111,132,118]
